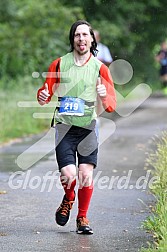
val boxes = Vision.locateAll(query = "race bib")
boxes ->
[58,97,85,116]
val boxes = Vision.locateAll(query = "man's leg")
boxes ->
[60,165,76,200]
[55,165,76,226]
[76,163,94,234]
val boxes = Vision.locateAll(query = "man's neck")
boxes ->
[73,51,91,66]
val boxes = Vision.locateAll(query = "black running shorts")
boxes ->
[55,120,98,171]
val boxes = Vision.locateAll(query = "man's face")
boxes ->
[73,24,93,55]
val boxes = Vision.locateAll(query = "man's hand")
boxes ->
[38,83,50,105]
[96,77,107,97]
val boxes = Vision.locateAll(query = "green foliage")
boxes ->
[1,0,167,85]
[61,0,167,84]
[141,132,167,251]
[0,76,54,144]
[0,0,84,79]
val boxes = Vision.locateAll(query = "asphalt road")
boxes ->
[0,95,167,252]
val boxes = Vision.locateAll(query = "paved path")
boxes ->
[0,95,167,252]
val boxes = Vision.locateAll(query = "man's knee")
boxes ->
[78,164,93,186]
[60,164,76,184]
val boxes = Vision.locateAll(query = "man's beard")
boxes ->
[77,49,89,55]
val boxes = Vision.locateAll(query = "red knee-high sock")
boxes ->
[77,182,93,219]
[61,178,76,201]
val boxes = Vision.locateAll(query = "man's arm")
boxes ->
[37,58,61,105]
[98,64,116,113]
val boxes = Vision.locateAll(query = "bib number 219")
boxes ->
[58,97,85,116]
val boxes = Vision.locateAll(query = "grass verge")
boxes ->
[141,132,167,252]
[0,76,54,145]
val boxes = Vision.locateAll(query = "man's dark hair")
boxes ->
[69,20,98,57]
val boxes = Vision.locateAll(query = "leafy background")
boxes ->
[1,0,167,83]
[0,0,167,142]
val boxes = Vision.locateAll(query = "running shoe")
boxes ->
[55,195,75,226]
[76,217,93,234]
